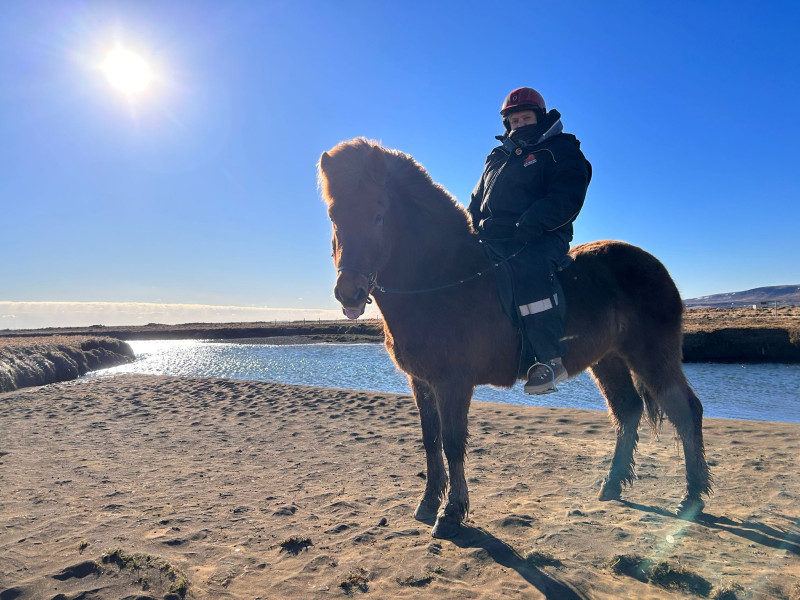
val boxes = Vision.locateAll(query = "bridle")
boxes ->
[336,243,525,298]
[336,265,378,304]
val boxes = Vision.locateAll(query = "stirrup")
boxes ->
[524,361,559,394]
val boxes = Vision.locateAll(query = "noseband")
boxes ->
[336,266,376,303]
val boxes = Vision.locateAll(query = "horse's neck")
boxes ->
[370,175,503,356]
[378,183,486,291]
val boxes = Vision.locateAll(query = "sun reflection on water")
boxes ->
[86,341,800,422]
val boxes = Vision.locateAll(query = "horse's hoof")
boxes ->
[413,499,440,522]
[598,480,622,501]
[431,517,462,539]
[676,496,705,519]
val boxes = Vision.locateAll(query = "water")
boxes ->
[86,340,800,423]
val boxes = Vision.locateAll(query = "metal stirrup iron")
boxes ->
[528,361,559,393]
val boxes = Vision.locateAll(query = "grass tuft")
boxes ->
[98,547,189,597]
[525,550,563,567]
[608,554,712,597]
[340,568,369,594]
[396,573,434,587]
[608,554,650,582]
[278,536,313,555]
[712,582,744,600]
[649,560,712,596]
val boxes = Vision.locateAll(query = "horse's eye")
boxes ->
[375,214,384,226]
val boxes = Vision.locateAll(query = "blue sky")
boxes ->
[1,1,799,328]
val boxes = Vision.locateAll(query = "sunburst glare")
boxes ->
[103,47,152,94]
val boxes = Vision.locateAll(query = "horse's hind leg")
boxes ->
[626,353,711,515]
[590,355,644,501]
[410,378,447,522]
[657,381,710,515]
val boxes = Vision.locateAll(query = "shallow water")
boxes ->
[86,340,800,423]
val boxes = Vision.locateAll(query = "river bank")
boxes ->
[0,336,135,393]
[2,308,799,363]
[682,307,800,362]
[0,319,385,344]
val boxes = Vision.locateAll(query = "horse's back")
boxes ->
[560,240,684,368]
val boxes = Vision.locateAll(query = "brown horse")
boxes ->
[319,137,711,539]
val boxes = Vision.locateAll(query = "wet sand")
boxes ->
[1,375,797,599]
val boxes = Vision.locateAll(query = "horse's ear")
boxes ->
[366,146,387,187]
[319,151,331,175]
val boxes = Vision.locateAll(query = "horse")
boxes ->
[318,137,711,539]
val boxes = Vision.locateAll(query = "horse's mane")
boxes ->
[319,138,473,231]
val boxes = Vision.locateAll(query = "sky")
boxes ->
[1,1,799,329]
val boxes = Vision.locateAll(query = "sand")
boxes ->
[1,375,798,599]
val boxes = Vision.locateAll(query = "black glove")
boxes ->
[478,217,516,241]
[514,212,543,243]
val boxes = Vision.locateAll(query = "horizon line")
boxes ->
[0,301,381,330]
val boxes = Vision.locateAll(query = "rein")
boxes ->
[337,244,525,297]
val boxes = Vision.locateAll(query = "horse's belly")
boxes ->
[385,323,518,388]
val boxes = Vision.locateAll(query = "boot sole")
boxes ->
[524,373,568,395]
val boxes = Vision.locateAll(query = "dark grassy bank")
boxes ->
[0,319,384,344]
[682,307,800,363]
[682,327,800,362]
[0,337,135,393]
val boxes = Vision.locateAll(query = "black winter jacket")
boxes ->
[468,110,592,246]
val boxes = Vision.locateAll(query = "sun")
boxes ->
[103,47,152,94]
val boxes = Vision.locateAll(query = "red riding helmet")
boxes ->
[500,87,546,132]
[500,87,546,116]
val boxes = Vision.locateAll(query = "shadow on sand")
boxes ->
[427,502,797,599]
[447,524,589,600]
[619,500,800,555]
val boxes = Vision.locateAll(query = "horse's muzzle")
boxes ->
[334,271,370,320]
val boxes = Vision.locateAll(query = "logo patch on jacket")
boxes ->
[523,153,537,167]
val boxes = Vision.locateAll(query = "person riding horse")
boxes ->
[469,87,592,394]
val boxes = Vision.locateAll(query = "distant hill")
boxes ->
[684,285,800,307]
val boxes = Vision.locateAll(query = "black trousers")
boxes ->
[485,236,568,364]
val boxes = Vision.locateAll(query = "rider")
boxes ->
[468,87,591,394]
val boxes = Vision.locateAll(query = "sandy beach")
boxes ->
[1,374,797,599]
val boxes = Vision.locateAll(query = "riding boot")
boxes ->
[524,357,568,394]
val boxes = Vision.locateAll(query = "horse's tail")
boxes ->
[640,386,664,434]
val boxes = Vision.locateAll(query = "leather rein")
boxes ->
[336,243,524,298]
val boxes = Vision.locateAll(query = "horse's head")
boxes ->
[318,139,394,320]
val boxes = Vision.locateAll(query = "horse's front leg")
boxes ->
[430,381,473,539]
[410,377,447,522]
